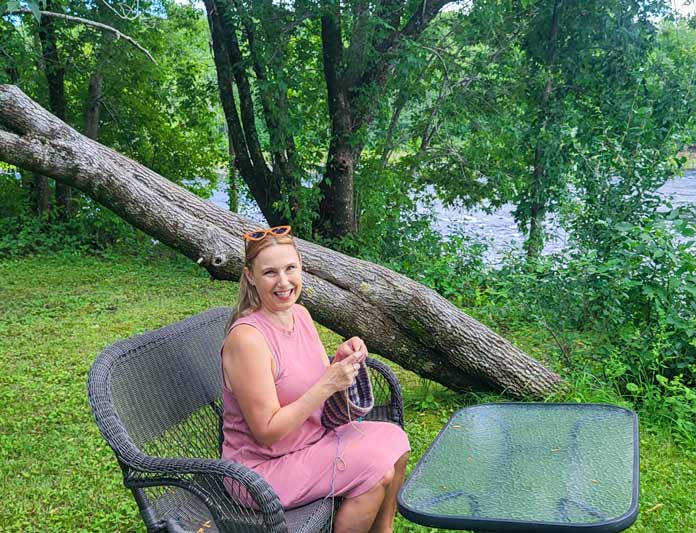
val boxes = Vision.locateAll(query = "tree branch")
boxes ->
[349,0,449,133]
[374,0,449,56]
[99,0,141,22]
[2,9,156,63]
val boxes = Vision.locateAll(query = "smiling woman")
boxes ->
[243,227,302,318]
[221,226,411,532]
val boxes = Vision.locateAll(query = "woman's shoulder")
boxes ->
[226,312,265,346]
[293,303,312,321]
[233,308,262,325]
[225,321,263,348]
[294,304,317,330]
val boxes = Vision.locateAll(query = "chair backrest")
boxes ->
[89,307,232,461]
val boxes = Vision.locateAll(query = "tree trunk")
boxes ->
[525,0,562,260]
[203,0,285,227]
[37,2,74,219]
[319,137,358,236]
[227,159,239,214]
[84,72,103,141]
[318,14,357,237]
[30,172,51,215]
[526,201,546,259]
[0,84,563,398]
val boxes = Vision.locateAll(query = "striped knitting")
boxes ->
[321,362,374,429]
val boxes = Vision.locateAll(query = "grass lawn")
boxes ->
[1,252,694,531]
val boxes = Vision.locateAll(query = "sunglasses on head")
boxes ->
[243,225,292,241]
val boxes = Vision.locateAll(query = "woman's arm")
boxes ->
[223,324,361,447]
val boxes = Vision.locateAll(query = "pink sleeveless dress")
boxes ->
[221,304,410,509]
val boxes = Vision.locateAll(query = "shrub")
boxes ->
[0,166,157,258]
[483,209,696,389]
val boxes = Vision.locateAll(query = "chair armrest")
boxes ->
[121,452,287,533]
[365,357,404,428]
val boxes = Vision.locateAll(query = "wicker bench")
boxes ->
[88,307,405,532]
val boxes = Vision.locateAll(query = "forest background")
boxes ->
[1,0,695,531]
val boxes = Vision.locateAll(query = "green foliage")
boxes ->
[3,0,227,198]
[0,169,152,257]
[0,209,149,258]
[329,172,489,304]
[87,2,227,191]
[0,166,27,217]
[372,0,693,259]
[629,372,696,448]
[458,206,696,444]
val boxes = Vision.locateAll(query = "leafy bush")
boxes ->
[469,209,696,446]
[0,168,28,218]
[330,210,489,305]
[0,166,158,258]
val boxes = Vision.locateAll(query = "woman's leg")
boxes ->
[333,452,410,533]
[369,452,409,533]
[333,467,395,533]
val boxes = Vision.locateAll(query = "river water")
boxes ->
[210,170,696,264]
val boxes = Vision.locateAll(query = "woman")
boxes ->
[221,225,410,533]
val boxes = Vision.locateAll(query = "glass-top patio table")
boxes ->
[397,403,639,532]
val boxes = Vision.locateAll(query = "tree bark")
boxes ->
[37,1,74,219]
[84,72,103,141]
[29,171,51,214]
[0,84,563,398]
[227,158,239,214]
[318,13,357,236]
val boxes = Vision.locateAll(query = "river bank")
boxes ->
[210,171,696,264]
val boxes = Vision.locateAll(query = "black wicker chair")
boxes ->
[88,307,405,533]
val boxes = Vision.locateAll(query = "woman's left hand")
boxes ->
[334,336,368,364]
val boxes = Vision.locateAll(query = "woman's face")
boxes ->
[246,243,302,314]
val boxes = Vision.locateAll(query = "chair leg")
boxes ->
[132,487,167,532]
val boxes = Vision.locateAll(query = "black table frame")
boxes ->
[397,403,640,532]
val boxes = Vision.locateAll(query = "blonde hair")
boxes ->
[228,232,299,330]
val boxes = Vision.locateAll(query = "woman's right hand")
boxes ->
[321,352,362,393]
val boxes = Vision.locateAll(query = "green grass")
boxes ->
[1,253,694,531]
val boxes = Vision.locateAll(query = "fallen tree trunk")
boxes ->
[0,84,563,397]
